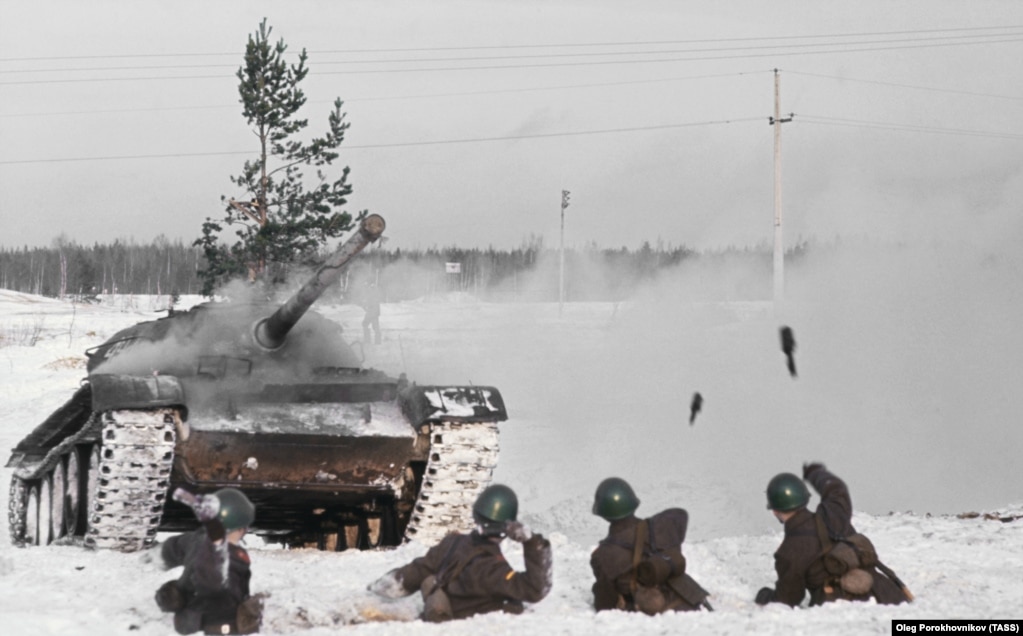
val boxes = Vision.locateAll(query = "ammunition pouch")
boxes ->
[814,515,881,600]
[421,575,454,623]
[840,569,874,596]
[822,533,879,576]
[631,572,709,615]
[624,520,709,615]
[635,550,686,586]
[666,573,711,609]
[633,586,667,615]
[235,595,264,635]
[823,541,859,575]
[847,534,878,568]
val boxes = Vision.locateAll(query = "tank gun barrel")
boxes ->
[254,214,385,349]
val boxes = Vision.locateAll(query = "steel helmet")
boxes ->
[472,484,518,536]
[592,477,640,521]
[213,488,256,530]
[765,473,810,511]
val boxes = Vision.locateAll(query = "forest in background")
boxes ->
[0,235,809,304]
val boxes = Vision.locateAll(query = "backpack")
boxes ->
[814,515,913,602]
[626,520,712,614]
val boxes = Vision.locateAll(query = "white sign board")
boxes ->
[445,262,461,274]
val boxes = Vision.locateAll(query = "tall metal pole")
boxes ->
[770,69,792,305]
[559,189,570,317]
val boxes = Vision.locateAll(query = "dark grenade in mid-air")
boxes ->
[6,215,508,552]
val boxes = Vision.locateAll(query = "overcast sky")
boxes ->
[1,0,1021,252]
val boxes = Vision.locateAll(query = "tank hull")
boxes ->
[7,375,506,550]
[6,215,511,551]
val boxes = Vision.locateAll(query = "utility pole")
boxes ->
[769,69,793,305]
[559,189,571,317]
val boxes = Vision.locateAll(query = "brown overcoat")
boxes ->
[396,530,552,619]
[590,508,706,612]
[765,466,909,607]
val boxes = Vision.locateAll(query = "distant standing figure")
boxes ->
[590,477,712,614]
[755,463,912,608]
[155,488,263,635]
[368,484,552,622]
[362,282,382,344]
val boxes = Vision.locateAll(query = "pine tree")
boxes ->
[195,18,363,296]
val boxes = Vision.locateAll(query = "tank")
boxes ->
[6,214,507,551]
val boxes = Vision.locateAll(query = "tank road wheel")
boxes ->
[8,477,30,546]
[64,449,83,536]
[379,509,397,547]
[38,473,54,545]
[24,483,41,546]
[365,516,384,548]
[49,460,67,542]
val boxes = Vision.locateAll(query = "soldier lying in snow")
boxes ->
[590,477,712,614]
[369,484,552,622]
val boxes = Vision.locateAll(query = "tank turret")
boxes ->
[254,214,385,349]
[7,215,508,552]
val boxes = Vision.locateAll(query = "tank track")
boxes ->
[403,421,500,545]
[7,477,30,547]
[84,409,179,551]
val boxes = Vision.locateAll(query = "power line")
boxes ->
[4,113,1017,166]
[796,114,1023,139]
[3,33,1022,85]
[316,36,1023,76]
[786,70,1023,102]
[0,117,764,165]
[3,24,1021,62]
[0,71,762,118]
[6,29,1022,74]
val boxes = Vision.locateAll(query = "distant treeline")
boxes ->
[0,236,799,302]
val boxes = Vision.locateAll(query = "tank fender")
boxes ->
[400,385,508,426]
[90,373,187,414]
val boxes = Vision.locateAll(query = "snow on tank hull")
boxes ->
[6,214,511,551]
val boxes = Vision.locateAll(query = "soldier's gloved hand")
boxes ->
[755,587,774,606]
[504,521,532,543]
[155,580,185,612]
[368,569,409,599]
[193,494,222,522]
[173,488,221,522]
[802,462,825,480]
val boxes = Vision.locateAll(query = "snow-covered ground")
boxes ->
[1,252,1022,635]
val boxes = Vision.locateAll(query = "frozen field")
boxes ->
[1,261,1021,634]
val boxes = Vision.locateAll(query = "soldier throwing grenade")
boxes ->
[155,488,264,635]
[756,463,912,607]
[369,484,553,622]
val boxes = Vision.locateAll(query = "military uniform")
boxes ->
[759,465,909,607]
[392,529,552,619]
[156,528,257,634]
[591,508,708,613]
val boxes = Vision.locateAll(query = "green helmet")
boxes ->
[472,484,518,536]
[592,477,640,521]
[213,488,255,530]
[765,473,810,511]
